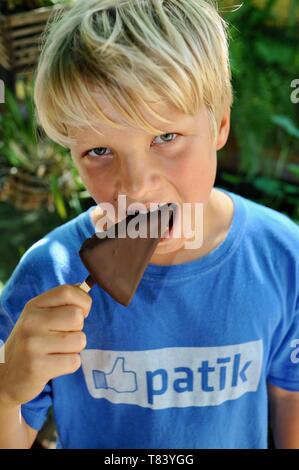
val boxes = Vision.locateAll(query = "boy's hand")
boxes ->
[0,285,91,408]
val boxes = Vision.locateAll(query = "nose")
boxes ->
[117,152,161,200]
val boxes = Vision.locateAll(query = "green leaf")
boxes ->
[253,177,284,197]
[271,115,299,139]
[283,183,299,195]
[49,175,67,219]
[7,141,35,171]
[221,173,243,185]
[255,39,294,66]
[287,163,299,179]
[4,89,24,129]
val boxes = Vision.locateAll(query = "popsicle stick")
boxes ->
[79,280,91,293]
[78,274,95,293]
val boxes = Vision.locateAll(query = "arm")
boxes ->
[0,284,91,449]
[0,399,37,449]
[268,383,299,449]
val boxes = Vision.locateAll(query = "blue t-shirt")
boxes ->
[1,187,299,449]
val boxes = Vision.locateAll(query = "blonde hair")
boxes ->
[34,0,234,148]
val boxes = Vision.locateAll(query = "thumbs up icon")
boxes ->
[92,357,138,393]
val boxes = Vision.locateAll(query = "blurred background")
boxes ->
[0,0,299,449]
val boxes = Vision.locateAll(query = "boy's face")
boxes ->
[70,96,230,262]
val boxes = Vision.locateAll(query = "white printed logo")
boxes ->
[81,340,263,409]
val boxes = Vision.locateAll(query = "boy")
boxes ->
[0,0,299,449]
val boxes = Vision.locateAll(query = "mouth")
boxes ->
[126,202,178,241]
[159,206,176,242]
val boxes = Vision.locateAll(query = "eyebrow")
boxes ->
[73,119,192,155]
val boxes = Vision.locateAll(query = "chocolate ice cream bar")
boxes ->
[79,202,176,306]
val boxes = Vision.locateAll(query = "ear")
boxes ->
[216,108,231,151]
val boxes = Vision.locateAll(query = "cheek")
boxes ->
[76,163,116,204]
[171,140,217,204]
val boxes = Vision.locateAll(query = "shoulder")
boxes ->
[20,208,93,272]
[231,191,299,316]
[235,192,299,258]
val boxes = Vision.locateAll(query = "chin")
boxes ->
[153,237,186,255]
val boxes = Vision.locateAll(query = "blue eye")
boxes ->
[84,133,178,158]
[152,133,178,145]
[87,147,112,158]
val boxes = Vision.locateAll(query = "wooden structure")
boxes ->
[0,4,68,91]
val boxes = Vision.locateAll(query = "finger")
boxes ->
[40,331,87,354]
[29,284,92,317]
[37,305,85,332]
[44,353,82,378]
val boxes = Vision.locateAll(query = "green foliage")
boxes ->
[220,170,299,223]
[271,115,299,139]
[0,86,88,218]
[223,0,299,177]
[0,202,67,282]
[217,0,299,224]
[0,85,93,282]
[1,0,70,14]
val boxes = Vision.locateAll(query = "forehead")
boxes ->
[68,93,193,143]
